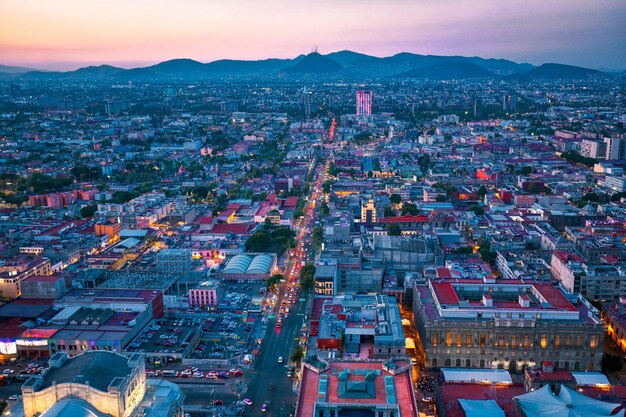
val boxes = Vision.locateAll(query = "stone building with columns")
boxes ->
[413,277,604,373]
[15,350,183,417]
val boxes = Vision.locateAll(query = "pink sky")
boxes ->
[1,0,625,70]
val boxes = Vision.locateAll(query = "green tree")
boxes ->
[266,273,283,290]
[245,231,271,252]
[299,263,316,292]
[401,203,420,215]
[71,165,100,181]
[468,205,485,215]
[390,194,402,204]
[312,226,324,248]
[320,202,330,217]
[80,204,98,218]
[386,223,401,236]
[452,246,474,255]
[290,345,305,365]
[383,205,394,217]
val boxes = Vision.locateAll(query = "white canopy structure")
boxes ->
[441,368,513,384]
[458,399,505,417]
[514,384,623,417]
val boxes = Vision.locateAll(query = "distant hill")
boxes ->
[65,65,124,79]
[0,64,43,74]
[396,61,494,79]
[2,50,613,81]
[282,52,342,73]
[205,58,295,74]
[326,50,377,66]
[509,63,610,80]
[146,58,206,73]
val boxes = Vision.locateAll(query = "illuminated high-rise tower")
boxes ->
[356,90,372,116]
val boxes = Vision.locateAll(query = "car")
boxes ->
[2,369,14,375]
[8,395,19,401]
[278,356,284,364]
[243,398,253,406]
[422,397,434,403]
[262,404,268,412]
[193,372,204,378]
[212,399,224,405]
[287,371,293,378]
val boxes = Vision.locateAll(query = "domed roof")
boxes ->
[40,399,107,417]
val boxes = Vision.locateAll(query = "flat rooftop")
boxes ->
[40,351,132,392]
[298,360,417,417]
[420,278,593,322]
[439,383,526,417]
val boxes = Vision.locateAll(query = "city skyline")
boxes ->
[1,0,625,71]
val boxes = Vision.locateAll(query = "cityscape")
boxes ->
[0,1,626,417]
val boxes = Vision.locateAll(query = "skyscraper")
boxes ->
[302,90,312,118]
[503,94,516,111]
[356,90,372,116]
[474,98,483,118]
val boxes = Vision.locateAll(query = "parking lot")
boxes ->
[125,317,200,360]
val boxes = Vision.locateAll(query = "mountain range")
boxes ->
[0,51,615,81]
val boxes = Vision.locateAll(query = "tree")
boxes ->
[519,166,534,175]
[476,186,487,198]
[245,231,271,252]
[312,226,324,248]
[478,237,498,265]
[386,223,401,236]
[322,180,332,194]
[383,205,394,217]
[390,194,402,204]
[320,202,330,217]
[80,204,98,218]
[452,246,474,255]
[290,345,305,365]
[266,274,283,290]
[468,205,484,215]
[299,263,316,292]
[71,165,100,181]
[401,203,420,216]
[111,190,137,204]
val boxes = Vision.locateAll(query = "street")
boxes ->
[242,159,326,417]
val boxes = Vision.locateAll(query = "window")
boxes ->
[480,333,487,347]
[446,332,453,347]
[540,335,547,349]
[465,333,472,347]
[590,335,599,349]
[575,335,583,346]
[456,333,462,347]
[523,335,530,348]
[511,335,517,347]
[554,335,561,347]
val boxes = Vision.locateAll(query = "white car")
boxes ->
[278,356,284,364]
[3,369,14,374]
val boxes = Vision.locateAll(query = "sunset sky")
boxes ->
[1,0,625,71]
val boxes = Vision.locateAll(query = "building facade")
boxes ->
[413,278,604,372]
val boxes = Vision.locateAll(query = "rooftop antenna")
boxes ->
[312,45,319,53]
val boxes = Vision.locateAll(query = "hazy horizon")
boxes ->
[1,0,625,72]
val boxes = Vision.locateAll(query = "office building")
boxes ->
[356,90,372,116]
